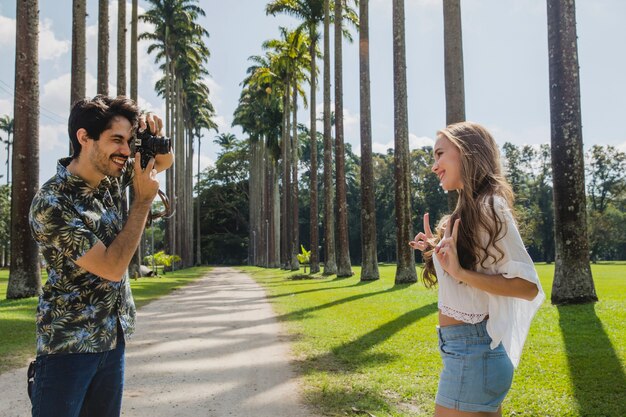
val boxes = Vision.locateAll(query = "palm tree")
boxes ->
[547,0,596,304]
[359,0,379,281]
[0,115,13,184]
[392,0,417,284]
[98,0,109,95]
[322,0,336,275]
[334,0,358,277]
[263,27,312,270]
[266,0,325,273]
[235,54,284,267]
[7,0,41,299]
[117,0,127,95]
[140,0,211,266]
[214,133,237,153]
[71,0,86,107]
[130,0,138,101]
[443,0,465,210]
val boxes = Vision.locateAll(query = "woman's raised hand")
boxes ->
[409,213,433,252]
[435,216,462,277]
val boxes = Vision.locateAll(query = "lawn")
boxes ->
[0,266,212,374]
[240,262,626,417]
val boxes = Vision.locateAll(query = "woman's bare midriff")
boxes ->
[438,311,488,327]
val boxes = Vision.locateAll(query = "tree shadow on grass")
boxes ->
[558,303,626,416]
[302,302,438,372]
[276,282,407,322]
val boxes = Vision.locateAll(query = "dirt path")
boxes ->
[0,267,319,417]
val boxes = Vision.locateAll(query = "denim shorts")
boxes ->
[436,320,514,412]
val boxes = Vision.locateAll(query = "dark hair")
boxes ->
[68,95,140,158]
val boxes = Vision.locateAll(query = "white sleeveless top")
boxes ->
[434,197,545,367]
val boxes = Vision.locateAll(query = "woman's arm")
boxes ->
[435,216,540,301]
[454,269,539,301]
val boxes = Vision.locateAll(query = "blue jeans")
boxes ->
[436,320,514,412]
[30,336,126,417]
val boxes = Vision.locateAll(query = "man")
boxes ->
[28,95,173,417]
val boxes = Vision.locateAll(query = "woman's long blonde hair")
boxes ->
[422,121,515,288]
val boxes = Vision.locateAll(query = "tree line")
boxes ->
[2,0,618,307]
[194,137,626,266]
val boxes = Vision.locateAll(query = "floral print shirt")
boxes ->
[29,157,136,355]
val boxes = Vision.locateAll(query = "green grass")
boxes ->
[240,262,626,417]
[0,266,211,374]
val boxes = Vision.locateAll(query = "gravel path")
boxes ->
[0,267,319,417]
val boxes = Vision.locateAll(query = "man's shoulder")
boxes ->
[31,175,75,213]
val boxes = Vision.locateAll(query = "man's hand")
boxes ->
[139,112,164,136]
[132,152,159,205]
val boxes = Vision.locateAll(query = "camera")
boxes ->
[135,129,171,169]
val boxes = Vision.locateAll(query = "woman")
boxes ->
[409,122,544,416]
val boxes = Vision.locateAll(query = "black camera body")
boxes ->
[135,130,171,169]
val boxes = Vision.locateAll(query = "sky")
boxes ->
[0,0,625,186]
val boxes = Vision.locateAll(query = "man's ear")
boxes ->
[76,128,91,145]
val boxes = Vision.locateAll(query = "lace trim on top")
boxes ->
[439,304,488,324]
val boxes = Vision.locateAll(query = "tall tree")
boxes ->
[117,0,127,95]
[130,0,139,101]
[266,0,324,273]
[128,0,142,277]
[392,0,417,284]
[359,0,379,281]
[334,0,353,277]
[7,0,41,299]
[70,0,86,106]
[322,0,337,275]
[443,0,465,210]
[71,0,86,155]
[98,0,109,95]
[141,0,212,267]
[547,0,596,304]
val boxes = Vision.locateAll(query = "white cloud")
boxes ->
[373,140,394,154]
[409,133,435,149]
[372,133,435,154]
[40,19,70,61]
[0,15,15,47]
[39,123,68,152]
[40,73,71,123]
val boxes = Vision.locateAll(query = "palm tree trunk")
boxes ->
[196,134,201,265]
[334,0,352,277]
[290,82,300,270]
[70,0,86,156]
[175,77,184,267]
[359,0,379,281]
[7,0,41,299]
[128,0,142,275]
[97,0,109,95]
[130,0,138,102]
[249,138,259,265]
[322,0,337,275]
[70,0,86,107]
[272,157,281,268]
[547,0,596,305]
[392,0,417,284]
[117,0,126,96]
[309,30,320,274]
[281,82,291,268]
[443,0,465,210]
